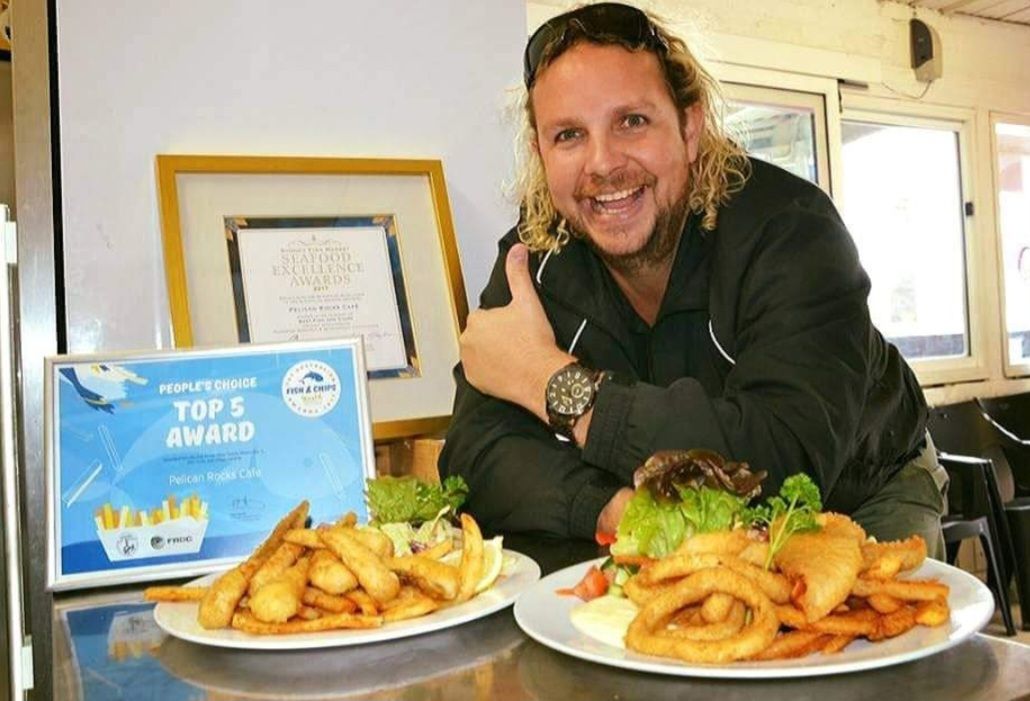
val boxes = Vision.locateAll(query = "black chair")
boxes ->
[974,395,1030,629]
[975,391,1030,441]
[936,453,1018,636]
[927,401,1026,634]
[976,395,1030,497]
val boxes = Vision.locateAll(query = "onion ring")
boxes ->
[635,553,791,604]
[626,568,778,664]
[660,600,747,642]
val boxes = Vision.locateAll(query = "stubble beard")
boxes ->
[569,182,692,277]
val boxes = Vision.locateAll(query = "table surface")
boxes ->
[51,535,1030,701]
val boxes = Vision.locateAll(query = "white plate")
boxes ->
[514,557,994,678]
[154,549,539,650]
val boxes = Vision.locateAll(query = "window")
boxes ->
[840,119,968,361]
[993,119,1030,375]
[838,99,984,386]
[723,83,830,192]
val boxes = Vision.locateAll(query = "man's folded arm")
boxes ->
[439,367,624,538]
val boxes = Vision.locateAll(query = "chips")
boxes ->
[145,501,500,637]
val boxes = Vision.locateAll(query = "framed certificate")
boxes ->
[226,215,418,378]
[45,339,375,590]
[156,156,469,440]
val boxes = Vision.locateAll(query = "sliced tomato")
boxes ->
[595,531,617,546]
[555,565,609,601]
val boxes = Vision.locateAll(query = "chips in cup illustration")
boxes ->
[96,494,209,562]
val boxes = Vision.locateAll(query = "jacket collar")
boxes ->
[530,215,710,337]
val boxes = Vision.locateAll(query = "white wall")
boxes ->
[57,0,526,352]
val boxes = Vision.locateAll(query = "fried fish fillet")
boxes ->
[816,513,867,544]
[197,500,309,629]
[774,531,862,623]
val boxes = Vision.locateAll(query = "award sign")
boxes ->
[226,216,419,378]
[45,339,375,590]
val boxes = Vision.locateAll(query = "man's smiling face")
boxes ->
[531,42,701,272]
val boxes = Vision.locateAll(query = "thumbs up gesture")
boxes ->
[460,243,573,416]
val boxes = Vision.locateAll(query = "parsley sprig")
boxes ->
[746,473,822,569]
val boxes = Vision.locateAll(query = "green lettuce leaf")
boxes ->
[366,475,469,524]
[615,485,750,558]
[677,484,750,534]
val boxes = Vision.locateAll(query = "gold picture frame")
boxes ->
[156,155,469,440]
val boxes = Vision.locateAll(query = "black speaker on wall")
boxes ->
[910,18,942,81]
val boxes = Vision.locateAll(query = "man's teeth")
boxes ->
[594,187,641,203]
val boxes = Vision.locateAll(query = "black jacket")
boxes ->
[440,159,928,539]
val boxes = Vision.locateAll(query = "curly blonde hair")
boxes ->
[514,7,750,253]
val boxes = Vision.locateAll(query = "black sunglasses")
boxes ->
[523,3,666,88]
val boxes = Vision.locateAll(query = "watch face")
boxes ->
[546,365,596,417]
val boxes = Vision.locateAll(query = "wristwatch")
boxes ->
[545,362,604,439]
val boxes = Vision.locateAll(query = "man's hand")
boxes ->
[460,243,573,419]
[596,487,634,535]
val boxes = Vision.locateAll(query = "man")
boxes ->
[440,2,947,556]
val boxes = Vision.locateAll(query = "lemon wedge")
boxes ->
[442,536,505,593]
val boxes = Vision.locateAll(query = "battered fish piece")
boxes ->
[198,560,262,629]
[197,499,309,629]
[388,555,460,600]
[774,532,862,623]
[816,513,867,544]
[247,542,304,596]
[309,548,358,595]
[320,528,400,605]
[250,556,311,623]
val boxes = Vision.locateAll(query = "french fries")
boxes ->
[143,585,208,602]
[456,513,484,603]
[157,500,499,637]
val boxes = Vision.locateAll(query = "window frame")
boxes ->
[840,95,987,387]
[712,64,841,199]
[989,111,1030,380]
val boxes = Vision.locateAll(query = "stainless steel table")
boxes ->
[50,536,1030,701]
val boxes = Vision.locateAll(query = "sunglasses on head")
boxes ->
[523,3,666,89]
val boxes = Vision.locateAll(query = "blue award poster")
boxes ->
[46,340,375,590]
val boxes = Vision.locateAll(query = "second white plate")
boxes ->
[514,557,994,679]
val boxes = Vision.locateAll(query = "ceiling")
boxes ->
[906,0,1030,26]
